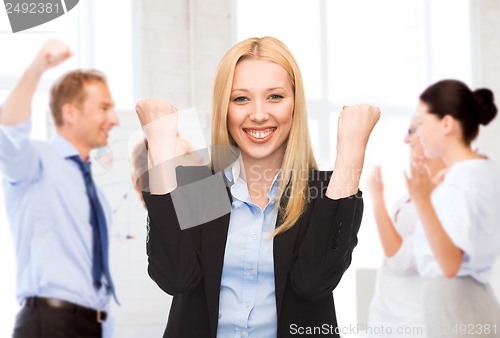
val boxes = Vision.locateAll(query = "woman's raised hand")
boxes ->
[135,99,177,128]
[337,104,380,149]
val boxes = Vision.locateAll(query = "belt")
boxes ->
[24,297,107,323]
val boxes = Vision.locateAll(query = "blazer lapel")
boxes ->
[273,189,301,319]
[273,220,300,319]
[201,177,233,337]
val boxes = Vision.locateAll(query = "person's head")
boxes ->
[210,36,317,235]
[405,114,447,178]
[50,70,119,157]
[416,79,497,158]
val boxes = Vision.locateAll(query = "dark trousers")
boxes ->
[12,304,102,338]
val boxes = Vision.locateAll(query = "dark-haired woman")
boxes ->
[405,79,500,337]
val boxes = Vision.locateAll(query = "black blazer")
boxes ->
[143,166,363,338]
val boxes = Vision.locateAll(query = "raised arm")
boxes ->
[0,39,73,126]
[135,99,179,194]
[0,40,72,183]
[327,104,380,199]
[368,165,403,257]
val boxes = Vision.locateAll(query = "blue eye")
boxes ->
[269,94,284,100]
[233,96,248,102]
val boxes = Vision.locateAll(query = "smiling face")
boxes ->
[404,115,425,162]
[227,58,294,166]
[73,81,119,151]
[415,100,446,159]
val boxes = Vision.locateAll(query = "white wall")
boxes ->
[472,0,500,301]
[474,0,500,159]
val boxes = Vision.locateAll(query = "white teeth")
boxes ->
[245,129,274,139]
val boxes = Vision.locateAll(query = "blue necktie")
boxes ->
[68,155,118,303]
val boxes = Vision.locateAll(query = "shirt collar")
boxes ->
[50,133,82,160]
[223,156,241,186]
[223,156,281,207]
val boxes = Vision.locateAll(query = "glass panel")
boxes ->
[0,6,80,79]
[326,0,422,106]
[235,0,323,99]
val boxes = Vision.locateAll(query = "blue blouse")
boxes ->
[217,161,280,338]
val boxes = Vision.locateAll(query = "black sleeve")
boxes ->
[290,189,363,300]
[143,191,203,295]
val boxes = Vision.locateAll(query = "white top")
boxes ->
[381,195,419,276]
[367,196,425,337]
[414,159,500,283]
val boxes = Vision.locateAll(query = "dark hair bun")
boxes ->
[473,88,497,126]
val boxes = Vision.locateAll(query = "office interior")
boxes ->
[1,0,499,337]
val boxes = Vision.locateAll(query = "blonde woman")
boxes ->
[135,37,380,338]
[406,80,500,337]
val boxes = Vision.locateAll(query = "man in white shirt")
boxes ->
[0,39,119,338]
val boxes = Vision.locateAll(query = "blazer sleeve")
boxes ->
[290,187,363,301]
[143,191,203,295]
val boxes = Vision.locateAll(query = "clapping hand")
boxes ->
[367,165,384,198]
[404,161,434,205]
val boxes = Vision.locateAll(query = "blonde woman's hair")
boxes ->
[210,36,318,236]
